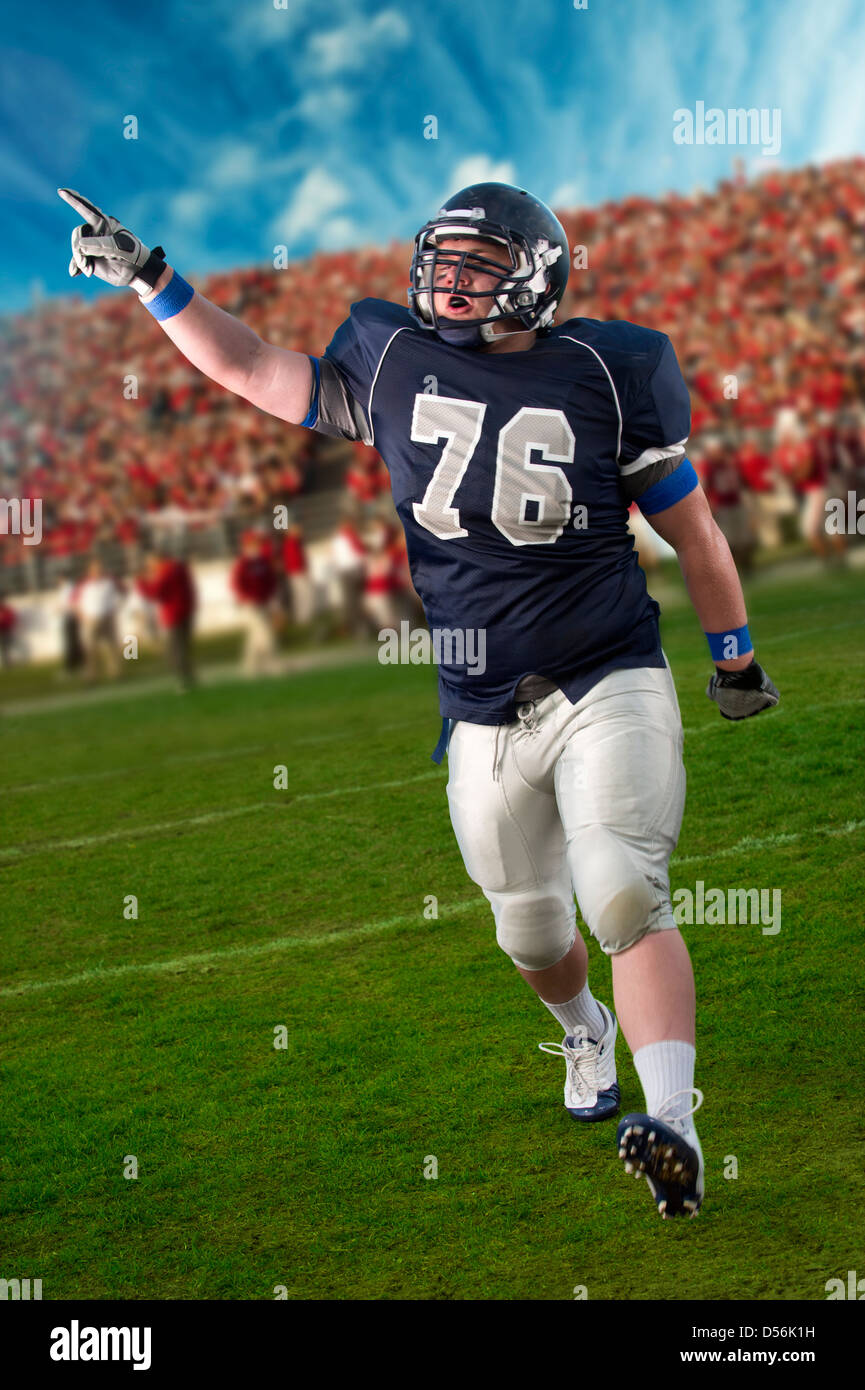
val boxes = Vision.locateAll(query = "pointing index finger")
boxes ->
[57,188,106,226]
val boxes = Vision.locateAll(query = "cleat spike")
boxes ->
[616,1109,703,1221]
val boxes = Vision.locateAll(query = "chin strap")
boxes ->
[436,319,536,348]
[434,322,485,348]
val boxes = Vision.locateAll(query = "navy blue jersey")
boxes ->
[308,299,696,724]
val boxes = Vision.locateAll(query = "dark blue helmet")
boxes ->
[408,182,570,347]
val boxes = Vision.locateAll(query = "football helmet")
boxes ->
[408,182,570,347]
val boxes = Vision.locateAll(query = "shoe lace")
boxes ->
[655,1087,704,1127]
[538,1037,597,1105]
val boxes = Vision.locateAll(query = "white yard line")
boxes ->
[2,820,861,1000]
[1,898,488,999]
[0,641,378,718]
[680,694,863,736]
[0,772,445,862]
[5,719,423,795]
[672,818,863,868]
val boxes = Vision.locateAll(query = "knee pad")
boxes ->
[486,886,575,972]
[569,825,660,956]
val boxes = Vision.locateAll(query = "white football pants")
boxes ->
[446,662,686,969]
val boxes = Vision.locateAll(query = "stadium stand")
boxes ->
[1,158,864,598]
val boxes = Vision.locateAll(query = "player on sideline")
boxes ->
[59,183,779,1219]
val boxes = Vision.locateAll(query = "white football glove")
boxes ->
[58,188,167,297]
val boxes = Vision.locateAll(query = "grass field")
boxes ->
[2,563,863,1301]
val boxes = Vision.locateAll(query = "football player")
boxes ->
[59,183,779,1219]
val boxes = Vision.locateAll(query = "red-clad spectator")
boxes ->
[346,446,389,503]
[0,595,17,667]
[231,531,280,675]
[136,550,197,689]
[737,435,786,550]
[736,438,772,494]
[281,521,314,626]
[791,426,841,559]
[699,440,754,571]
[331,515,368,637]
[388,526,423,623]
[363,519,402,630]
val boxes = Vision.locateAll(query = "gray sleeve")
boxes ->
[309,358,373,445]
[619,450,686,506]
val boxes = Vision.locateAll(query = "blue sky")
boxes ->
[2,0,864,313]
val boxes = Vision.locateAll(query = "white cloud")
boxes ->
[207,141,263,189]
[168,189,214,228]
[294,86,357,127]
[320,216,359,248]
[269,168,349,244]
[222,1,311,56]
[0,148,54,203]
[308,9,410,75]
[549,180,583,209]
[202,139,303,191]
[444,156,518,200]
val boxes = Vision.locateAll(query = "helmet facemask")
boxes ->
[409,215,563,347]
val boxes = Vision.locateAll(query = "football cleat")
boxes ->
[538,1002,620,1121]
[616,1088,704,1218]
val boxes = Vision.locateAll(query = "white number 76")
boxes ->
[410,395,576,547]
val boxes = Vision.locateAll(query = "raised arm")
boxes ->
[140,265,312,424]
[58,188,312,425]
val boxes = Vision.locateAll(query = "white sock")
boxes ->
[541,983,606,1041]
[633,1039,702,1158]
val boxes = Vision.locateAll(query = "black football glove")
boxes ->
[706,659,780,721]
[58,188,167,297]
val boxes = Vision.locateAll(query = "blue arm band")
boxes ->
[301,356,321,428]
[705,625,752,662]
[142,273,195,321]
[637,457,699,515]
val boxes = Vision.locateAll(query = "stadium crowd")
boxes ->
[1,158,863,666]
[0,509,419,685]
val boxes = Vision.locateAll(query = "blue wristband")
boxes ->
[705,624,752,662]
[143,272,194,321]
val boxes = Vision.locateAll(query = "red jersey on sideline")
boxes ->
[231,555,278,604]
[137,560,196,627]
